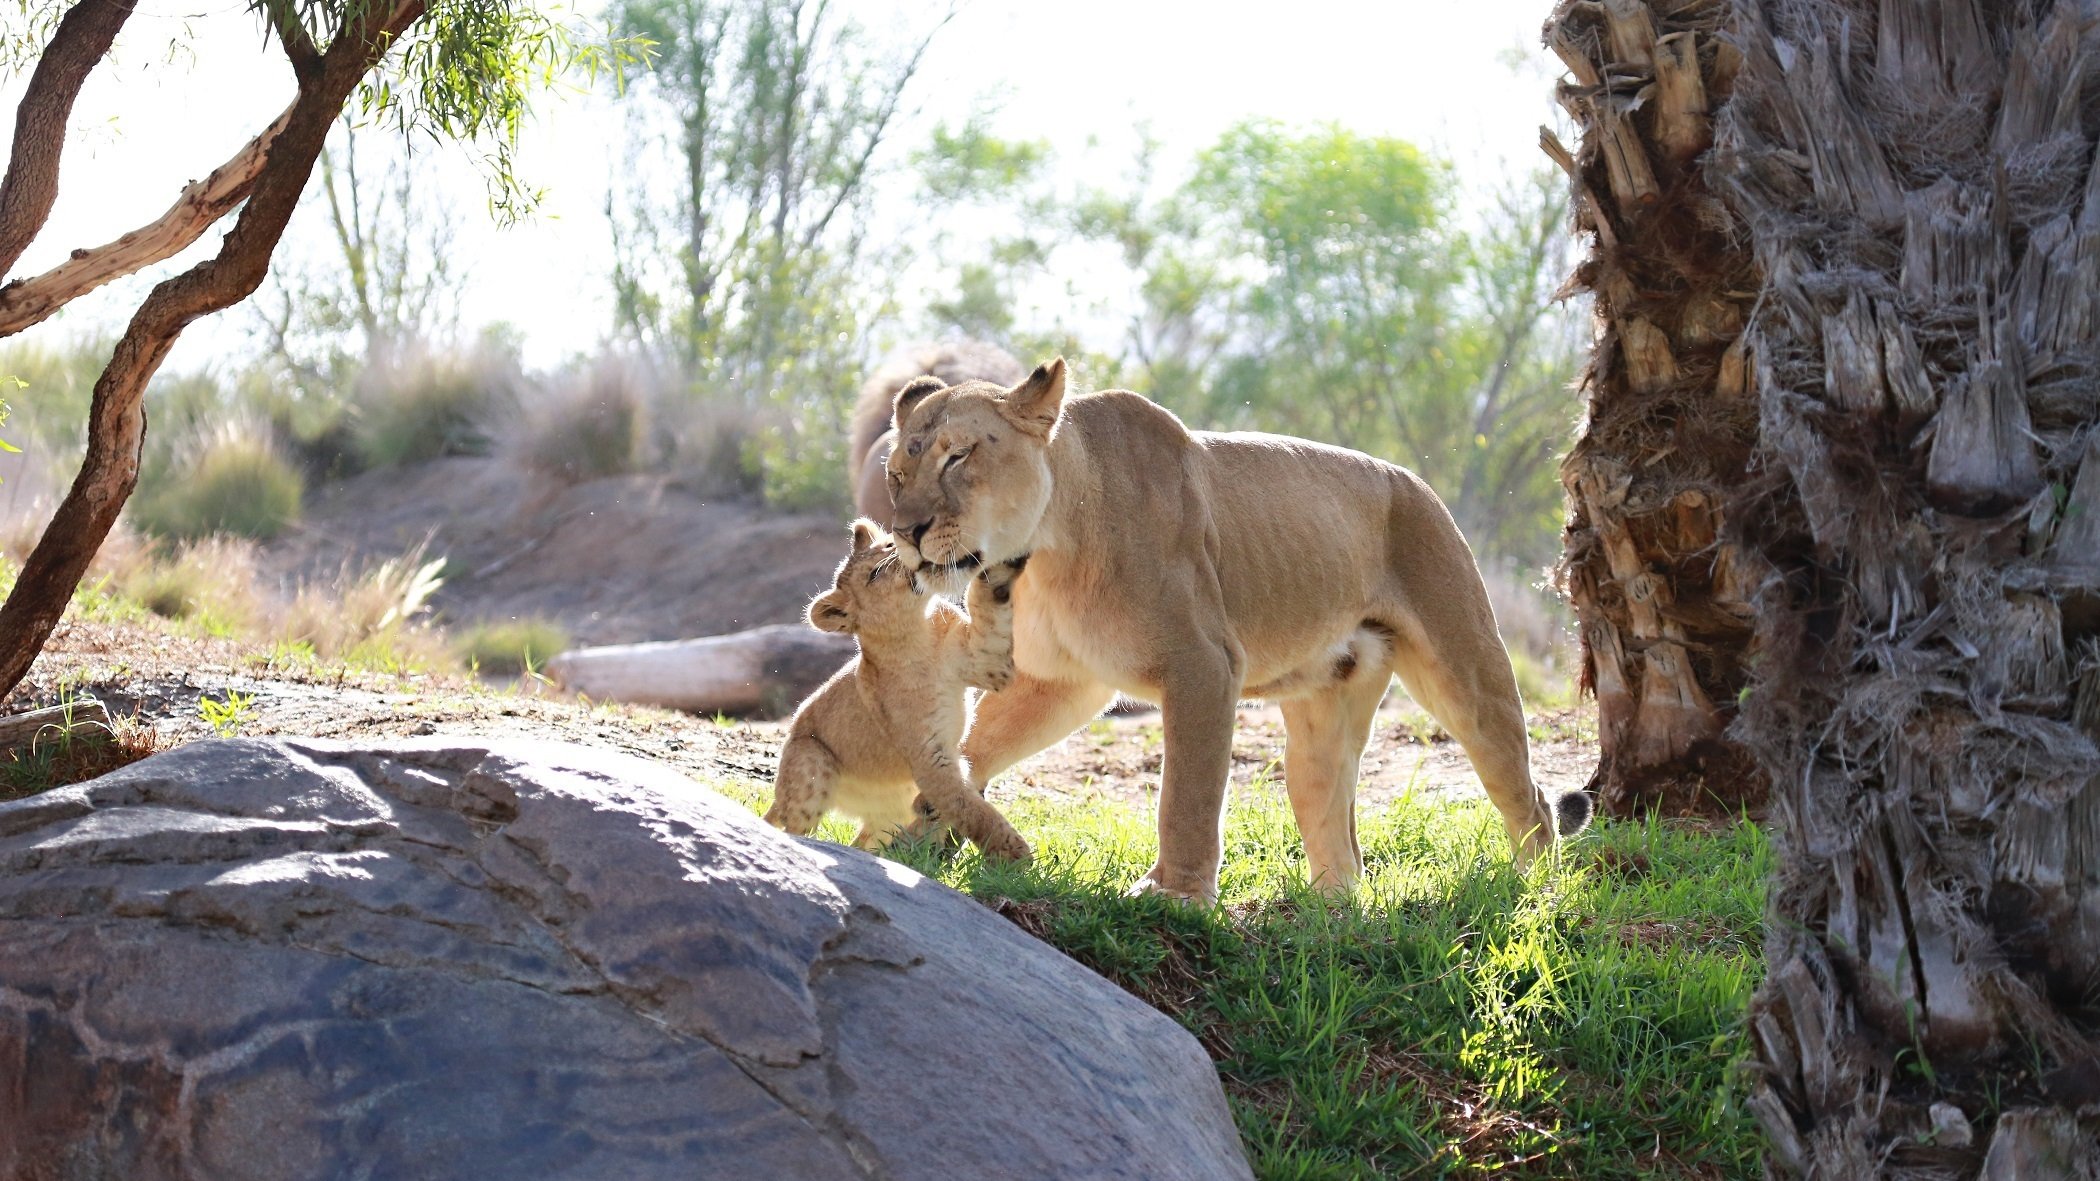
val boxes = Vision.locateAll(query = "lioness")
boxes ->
[765,517,1032,862]
[885,359,1589,901]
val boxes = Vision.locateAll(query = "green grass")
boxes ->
[454,616,570,677]
[716,775,1766,1179]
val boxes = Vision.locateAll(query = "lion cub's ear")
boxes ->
[892,376,945,435]
[849,518,888,551]
[999,357,1067,437]
[808,589,854,634]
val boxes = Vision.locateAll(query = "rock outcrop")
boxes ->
[0,738,1251,1180]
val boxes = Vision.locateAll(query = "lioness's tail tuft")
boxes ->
[1554,789,1594,838]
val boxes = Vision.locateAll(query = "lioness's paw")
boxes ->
[1126,873,1219,907]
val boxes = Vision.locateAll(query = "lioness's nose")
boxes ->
[902,520,932,548]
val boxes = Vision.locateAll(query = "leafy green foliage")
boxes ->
[197,690,255,737]
[713,776,1764,1179]
[1065,125,1582,571]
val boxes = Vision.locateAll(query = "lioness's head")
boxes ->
[807,518,923,636]
[886,357,1067,576]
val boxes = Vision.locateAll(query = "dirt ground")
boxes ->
[14,616,1598,814]
[264,457,848,645]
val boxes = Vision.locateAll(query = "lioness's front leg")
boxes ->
[1136,639,1243,904]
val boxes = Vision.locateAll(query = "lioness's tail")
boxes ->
[1554,788,1594,837]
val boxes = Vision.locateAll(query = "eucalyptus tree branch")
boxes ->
[0,0,135,277]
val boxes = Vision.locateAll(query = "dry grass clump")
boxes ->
[276,543,451,671]
[105,537,265,636]
[507,357,655,484]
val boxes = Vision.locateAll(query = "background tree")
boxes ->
[0,0,629,699]
[605,0,954,506]
[1542,0,1762,816]
[1716,0,2100,1172]
[1071,121,1584,574]
[257,120,467,399]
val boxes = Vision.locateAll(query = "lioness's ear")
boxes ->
[892,376,945,434]
[1000,357,1067,437]
[849,518,886,551]
[808,589,853,634]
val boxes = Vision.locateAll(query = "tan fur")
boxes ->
[886,358,1581,901]
[765,520,1030,861]
[847,342,1026,520]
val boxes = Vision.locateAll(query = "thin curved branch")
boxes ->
[0,104,294,339]
[0,0,136,277]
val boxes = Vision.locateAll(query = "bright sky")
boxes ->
[0,0,1565,374]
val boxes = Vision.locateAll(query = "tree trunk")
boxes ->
[0,1,427,702]
[1543,0,1766,817]
[1716,0,2100,1173]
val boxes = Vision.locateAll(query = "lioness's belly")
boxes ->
[1013,588,1381,704]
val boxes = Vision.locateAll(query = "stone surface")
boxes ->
[0,738,1251,1180]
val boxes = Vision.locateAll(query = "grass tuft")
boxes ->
[453,616,570,677]
[715,775,1765,1179]
[131,423,303,541]
[353,346,515,468]
[0,706,166,802]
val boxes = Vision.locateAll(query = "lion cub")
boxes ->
[765,519,1031,862]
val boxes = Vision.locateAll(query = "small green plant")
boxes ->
[452,617,570,678]
[198,690,255,737]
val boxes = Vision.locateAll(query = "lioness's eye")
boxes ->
[943,447,970,471]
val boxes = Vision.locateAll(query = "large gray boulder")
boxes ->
[0,738,1251,1180]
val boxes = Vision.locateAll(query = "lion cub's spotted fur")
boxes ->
[765,519,1030,861]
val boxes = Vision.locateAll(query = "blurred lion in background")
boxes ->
[849,342,1025,520]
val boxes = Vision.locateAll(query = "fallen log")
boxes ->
[545,626,855,718]
[0,699,112,751]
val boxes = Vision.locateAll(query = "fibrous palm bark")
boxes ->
[1544,0,1766,818]
[1716,0,2100,1172]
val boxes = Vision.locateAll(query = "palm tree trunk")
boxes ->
[1544,0,1765,817]
[1716,0,2100,1172]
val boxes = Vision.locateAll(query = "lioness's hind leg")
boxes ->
[768,735,839,836]
[1280,670,1388,892]
[1384,618,1556,868]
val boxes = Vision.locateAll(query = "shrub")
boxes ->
[132,423,304,541]
[508,358,652,484]
[453,617,570,676]
[107,537,264,636]
[273,543,452,671]
[352,346,516,468]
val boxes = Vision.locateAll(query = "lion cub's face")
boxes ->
[885,358,1067,576]
[807,519,925,638]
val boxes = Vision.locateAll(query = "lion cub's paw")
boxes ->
[976,659,1017,693]
[978,822,1034,865]
[977,554,1029,604]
